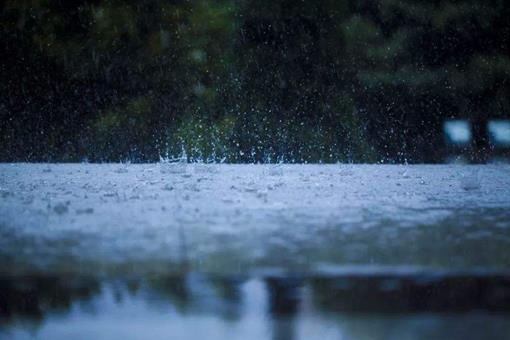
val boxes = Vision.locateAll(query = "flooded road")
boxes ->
[1,164,510,339]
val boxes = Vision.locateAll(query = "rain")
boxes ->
[1,1,510,339]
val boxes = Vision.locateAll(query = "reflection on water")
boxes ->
[2,271,510,340]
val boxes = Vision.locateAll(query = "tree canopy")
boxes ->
[1,0,509,162]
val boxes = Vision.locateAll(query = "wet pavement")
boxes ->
[1,164,510,339]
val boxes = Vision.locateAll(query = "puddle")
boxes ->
[2,272,510,340]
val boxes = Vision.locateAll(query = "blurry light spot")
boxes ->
[488,120,510,147]
[444,120,471,145]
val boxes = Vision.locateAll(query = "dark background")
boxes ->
[1,0,509,163]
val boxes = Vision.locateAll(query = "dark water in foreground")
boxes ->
[2,271,510,340]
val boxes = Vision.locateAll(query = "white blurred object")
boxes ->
[444,120,472,145]
[488,120,510,147]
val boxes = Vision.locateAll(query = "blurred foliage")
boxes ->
[1,0,509,162]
